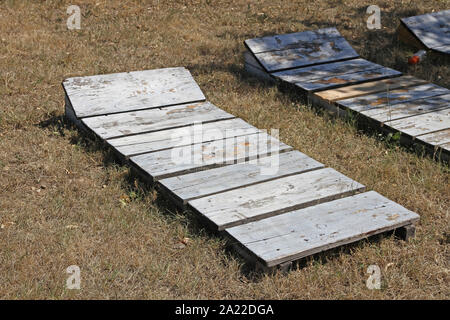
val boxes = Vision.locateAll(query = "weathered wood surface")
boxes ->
[314,76,427,102]
[244,51,276,82]
[253,37,359,72]
[291,67,401,92]
[384,108,450,137]
[82,101,235,140]
[272,58,377,83]
[415,129,450,146]
[226,191,420,267]
[62,68,206,118]
[360,93,450,123]
[245,28,344,54]
[337,84,450,113]
[130,132,292,181]
[245,28,359,72]
[188,167,365,231]
[158,150,324,205]
[432,44,450,55]
[439,142,450,152]
[400,10,450,50]
[107,118,260,158]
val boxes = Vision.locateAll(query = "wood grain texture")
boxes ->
[62,67,206,118]
[314,75,427,102]
[337,84,449,113]
[271,58,374,82]
[130,132,292,181]
[415,129,450,146]
[253,36,358,72]
[439,142,450,152]
[361,93,450,123]
[158,150,324,205]
[107,118,260,158]
[292,67,401,92]
[188,167,365,231]
[82,101,235,140]
[226,191,420,267]
[245,28,343,54]
[432,44,450,55]
[400,10,450,49]
[384,108,450,137]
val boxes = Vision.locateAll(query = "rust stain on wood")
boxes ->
[166,105,197,114]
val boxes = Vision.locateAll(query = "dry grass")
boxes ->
[0,0,449,299]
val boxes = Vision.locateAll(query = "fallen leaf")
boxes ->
[181,237,191,245]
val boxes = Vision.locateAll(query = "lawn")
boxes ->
[0,0,448,299]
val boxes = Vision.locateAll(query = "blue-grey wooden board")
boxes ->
[400,10,450,50]
[245,27,359,72]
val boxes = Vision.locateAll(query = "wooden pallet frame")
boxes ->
[63,66,420,272]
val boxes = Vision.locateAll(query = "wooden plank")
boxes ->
[432,44,450,55]
[439,142,450,152]
[400,10,450,49]
[130,132,293,181]
[385,109,450,137]
[361,93,450,122]
[415,129,450,146]
[244,63,275,83]
[225,191,420,267]
[337,84,450,113]
[244,51,264,69]
[272,58,386,83]
[107,118,260,158]
[314,75,427,102]
[158,150,325,205]
[81,101,235,140]
[63,68,206,118]
[397,22,427,50]
[245,27,344,54]
[292,67,401,93]
[253,36,358,72]
[188,167,365,231]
